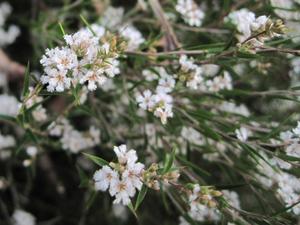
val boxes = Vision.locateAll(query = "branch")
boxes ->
[0,49,25,80]
[148,0,180,50]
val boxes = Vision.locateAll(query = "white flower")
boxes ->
[179,55,197,72]
[110,178,136,205]
[101,7,124,29]
[179,55,204,90]
[80,69,107,91]
[219,102,250,117]
[80,24,105,39]
[0,2,11,27]
[64,30,98,58]
[187,184,220,222]
[12,209,36,225]
[224,9,255,42]
[94,166,119,191]
[292,121,300,136]
[88,126,101,145]
[113,144,138,165]
[136,90,155,110]
[156,75,176,93]
[142,69,159,81]
[104,59,120,78]
[40,47,78,72]
[181,127,204,145]
[153,106,173,125]
[122,162,144,190]
[0,2,20,47]
[119,25,145,51]
[41,68,71,92]
[112,204,128,221]
[26,146,38,158]
[0,94,20,116]
[206,72,232,92]
[0,132,15,150]
[186,67,203,90]
[235,127,250,142]
[175,0,205,27]
[251,16,268,32]
[223,190,241,209]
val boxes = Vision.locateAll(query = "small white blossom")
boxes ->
[26,146,38,158]
[224,9,255,42]
[136,90,155,110]
[119,25,145,51]
[41,68,71,92]
[94,165,119,191]
[113,144,138,165]
[0,94,20,117]
[175,0,205,27]
[93,145,145,206]
[0,2,20,47]
[101,7,124,29]
[235,127,250,142]
[12,209,36,225]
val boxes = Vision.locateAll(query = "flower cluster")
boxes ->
[93,144,145,205]
[224,9,285,45]
[279,122,300,158]
[179,185,241,224]
[93,144,180,205]
[175,0,205,27]
[99,6,144,51]
[0,2,20,47]
[48,117,100,153]
[254,150,300,215]
[178,55,204,89]
[136,68,174,124]
[40,29,123,92]
[0,94,20,117]
[178,55,232,91]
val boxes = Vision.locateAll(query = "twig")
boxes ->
[125,49,207,56]
[148,0,180,50]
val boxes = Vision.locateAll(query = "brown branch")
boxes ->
[0,49,25,80]
[148,0,181,50]
[125,49,207,56]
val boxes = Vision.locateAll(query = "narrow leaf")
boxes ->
[82,152,109,166]
[135,185,148,211]
[22,62,30,98]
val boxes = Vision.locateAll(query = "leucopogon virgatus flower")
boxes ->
[40,28,124,92]
[179,184,241,224]
[47,117,100,153]
[0,2,20,47]
[93,144,180,205]
[224,8,286,46]
[175,0,205,27]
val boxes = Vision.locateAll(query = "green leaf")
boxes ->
[128,202,138,219]
[80,15,96,36]
[76,166,89,188]
[163,148,176,174]
[0,114,17,123]
[272,199,300,217]
[82,152,109,166]
[176,155,210,177]
[22,62,30,98]
[134,185,148,211]
[85,190,98,211]
[58,22,66,36]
